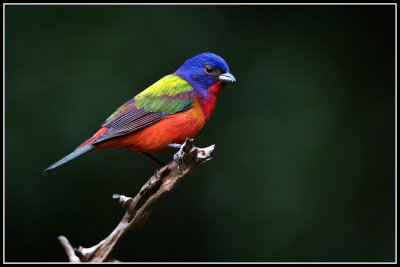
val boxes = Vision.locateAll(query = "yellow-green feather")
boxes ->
[134,74,194,114]
[136,74,193,97]
[102,75,194,126]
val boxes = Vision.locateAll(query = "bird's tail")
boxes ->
[43,144,95,174]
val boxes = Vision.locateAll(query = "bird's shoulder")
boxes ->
[102,74,196,127]
[135,74,194,99]
[133,74,196,114]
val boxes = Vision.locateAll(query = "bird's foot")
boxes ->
[168,143,183,163]
[173,151,180,163]
[167,143,182,149]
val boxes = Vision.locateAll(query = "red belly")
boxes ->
[95,104,206,153]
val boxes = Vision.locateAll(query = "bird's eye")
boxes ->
[205,65,214,75]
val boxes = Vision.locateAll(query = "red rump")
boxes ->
[75,126,107,150]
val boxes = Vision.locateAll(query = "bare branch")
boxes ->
[58,138,215,262]
[57,236,81,263]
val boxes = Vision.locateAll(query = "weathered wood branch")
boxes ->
[58,138,215,262]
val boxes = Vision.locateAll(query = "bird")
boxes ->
[43,52,236,174]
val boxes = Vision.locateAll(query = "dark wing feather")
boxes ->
[93,102,165,145]
[92,74,195,145]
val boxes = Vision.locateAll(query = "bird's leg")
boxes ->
[167,143,183,163]
[141,152,167,178]
[167,143,182,149]
[140,152,166,167]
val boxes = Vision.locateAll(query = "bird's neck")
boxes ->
[197,81,226,120]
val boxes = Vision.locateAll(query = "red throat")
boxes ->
[199,81,226,120]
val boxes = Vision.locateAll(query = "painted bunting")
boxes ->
[43,52,236,173]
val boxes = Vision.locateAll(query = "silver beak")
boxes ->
[218,72,236,82]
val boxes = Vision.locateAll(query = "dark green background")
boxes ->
[5,4,395,262]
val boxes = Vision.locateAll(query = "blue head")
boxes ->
[174,52,236,97]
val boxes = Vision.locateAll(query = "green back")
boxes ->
[103,74,195,126]
[134,74,195,114]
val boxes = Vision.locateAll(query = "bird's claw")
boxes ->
[167,143,182,149]
[168,143,183,164]
[173,151,180,163]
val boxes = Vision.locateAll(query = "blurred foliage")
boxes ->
[5,4,395,262]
